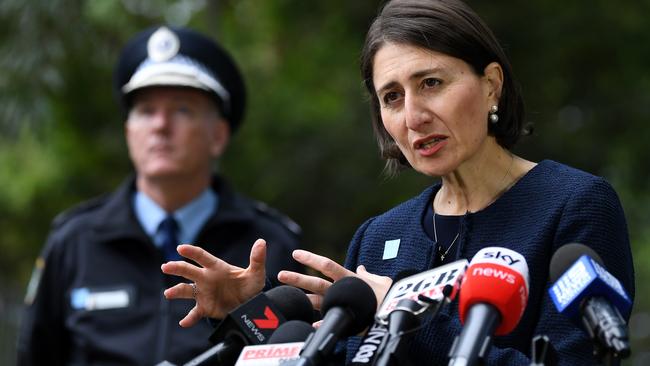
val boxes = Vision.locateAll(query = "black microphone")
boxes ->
[183,285,313,366]
[267,320,315,344]
[291,276,377,366]
[548,243,631,362]
[349,269,419,366]
[373,298,424,366]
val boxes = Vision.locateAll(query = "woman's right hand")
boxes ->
[161,239,267,327]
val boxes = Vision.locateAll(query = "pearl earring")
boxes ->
[489,105,499,124]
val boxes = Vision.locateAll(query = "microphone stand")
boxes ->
[154,339,244,366]
[374,287,452,366]
[447,303,500,366]
[183,339,243,366]
[582,297,631,366]
[529,335,557,366]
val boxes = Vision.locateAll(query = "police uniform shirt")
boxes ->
[134,188,217,250]
[17,176,303,366]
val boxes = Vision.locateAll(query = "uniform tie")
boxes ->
[159,215,181,261]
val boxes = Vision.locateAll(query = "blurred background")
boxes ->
[1,0,648,364]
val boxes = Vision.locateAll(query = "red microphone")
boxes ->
[448,247,529,366]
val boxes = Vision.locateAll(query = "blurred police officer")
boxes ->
[17,26,303,366]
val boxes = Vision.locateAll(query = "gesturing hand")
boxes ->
[161,239,267,327]
[277,250,392,312]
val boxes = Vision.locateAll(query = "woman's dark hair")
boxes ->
[361,0,528,175]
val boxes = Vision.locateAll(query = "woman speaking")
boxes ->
[161,1,634,364]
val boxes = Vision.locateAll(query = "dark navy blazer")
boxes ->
[344,160,635,365]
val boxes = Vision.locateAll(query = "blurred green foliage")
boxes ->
[1,0,649,363]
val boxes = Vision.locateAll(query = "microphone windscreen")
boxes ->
[549,243,604,283]
[459,247,529,335]
[266,286,314,323]
[321,276,377,336]
[267,320,314,344]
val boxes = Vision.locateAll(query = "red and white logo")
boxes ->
[235,342,304,366]
[252,306,280,329]
[459,247,529,335]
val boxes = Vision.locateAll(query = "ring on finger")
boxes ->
[190,283,198,300]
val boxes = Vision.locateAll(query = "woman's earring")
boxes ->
[489,105,499,124]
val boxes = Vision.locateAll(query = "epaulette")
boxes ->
[254,201,302,237]
[51,194,110,229]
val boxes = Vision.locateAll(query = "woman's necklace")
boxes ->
[433,211,460,262]
[433,153,516,262]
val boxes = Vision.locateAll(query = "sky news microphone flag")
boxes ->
[449,247,529,366]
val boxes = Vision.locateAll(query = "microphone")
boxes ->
[548,243,631,361]
[375,260,467,321]
[233,321,315,366]
[349,322,388,366]
[349,269,420,366]
[292,276,377,366]
[184,286,313,366]
[368,260,468,366]
[448,247,530,366]
[267,320,315,344]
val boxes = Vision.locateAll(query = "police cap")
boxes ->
[113,26,246,132]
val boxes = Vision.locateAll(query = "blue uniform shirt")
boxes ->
[133,188,217,247]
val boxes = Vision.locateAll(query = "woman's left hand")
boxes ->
[356,264,393,308]
[277,249,392,312]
